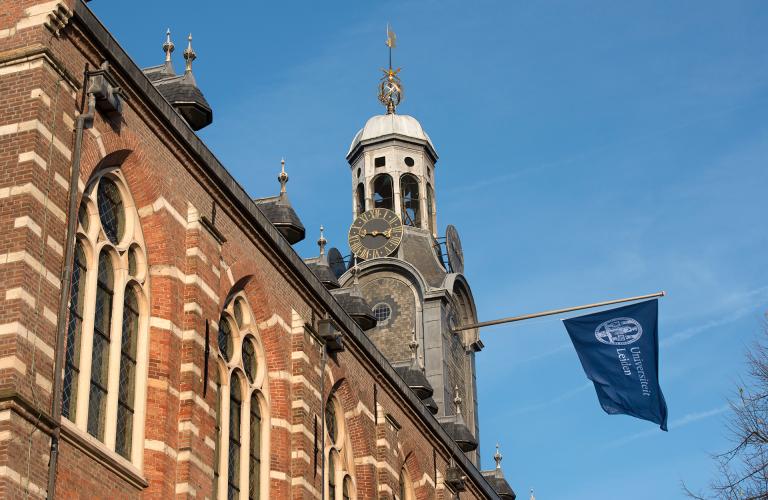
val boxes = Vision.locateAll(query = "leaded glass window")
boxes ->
[328,453,336,500]
[219,319,234,361]
[325,400,337,445]
[242,338,256,383]
[97,177,124,244]
[115,287,139,458]
[228,373,242,500]
[343,475,352,500]
[62,243,86,420]
[88,250,113,440]
[400,174,420,227]
[249,393,261,500]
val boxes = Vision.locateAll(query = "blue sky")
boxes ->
[91,1,768,498]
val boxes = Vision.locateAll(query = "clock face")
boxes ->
[348,208,403,260]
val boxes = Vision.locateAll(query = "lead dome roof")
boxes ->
[347,114,435,159]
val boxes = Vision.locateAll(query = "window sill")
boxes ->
[60,419,149,490]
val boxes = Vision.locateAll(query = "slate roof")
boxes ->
[481,472,517,500]
[331,287,377,330]
[254,193,305,245]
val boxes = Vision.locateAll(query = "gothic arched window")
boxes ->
[356,183,366,215]
[61,168,149,465]
[214,293,269,499]
[400,174,420,227]
[372,174,393,211]
[325,395,356,499]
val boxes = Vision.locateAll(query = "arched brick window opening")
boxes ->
[373,174,393,211]
[61,167,150,465]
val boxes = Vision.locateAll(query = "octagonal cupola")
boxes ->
[346,35,439,238]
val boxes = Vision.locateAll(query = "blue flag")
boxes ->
[563,299,668,430]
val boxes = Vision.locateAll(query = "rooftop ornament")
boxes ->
[378,23,403,114]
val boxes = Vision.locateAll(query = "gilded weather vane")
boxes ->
[378,23,402,114]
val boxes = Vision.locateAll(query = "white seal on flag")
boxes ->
[594,317,643,345]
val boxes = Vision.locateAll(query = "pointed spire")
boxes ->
[183,33,196,74]
[317,226,327,256]
[278,158,289,194]
[163,28,174,63]
[494,443,502,470]
[454,385,462,415]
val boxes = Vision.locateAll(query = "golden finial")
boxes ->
[183,33,196,73]
[317,226,327,256]
[163,29,174,63]
[278,158,289,194]
[378,23,402,114]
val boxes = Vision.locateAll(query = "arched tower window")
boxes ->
[372,174,393,210]
[61,168,150,465]
[214,293,269,499]
[356,183,366,215]
[426,183,435,234]
[400,174,420,227]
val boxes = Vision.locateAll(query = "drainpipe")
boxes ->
[47,64,94,499]
[319,344,327,500]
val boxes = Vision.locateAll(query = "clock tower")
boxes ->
[337,33,482,462]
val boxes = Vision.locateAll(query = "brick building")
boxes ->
[0,1,517,498]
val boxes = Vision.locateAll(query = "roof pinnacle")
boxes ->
[183,33,196,73]
[454,385,462,415]
[408,328,418,361]
[530,488,536,500]
[317,226,327,256]
[494,443,502,470]
[278,158,289,194]
[163,29,174,63]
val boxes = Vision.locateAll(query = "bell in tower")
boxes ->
[338,26,482,463]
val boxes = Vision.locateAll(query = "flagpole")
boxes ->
[452,291,666,333]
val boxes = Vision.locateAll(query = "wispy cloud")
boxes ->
[661,285,768,348]
[604,404,730,448]
[507,382,593,416]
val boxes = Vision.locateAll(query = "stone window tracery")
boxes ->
[61,168,150,465]
[214,293,269,500]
